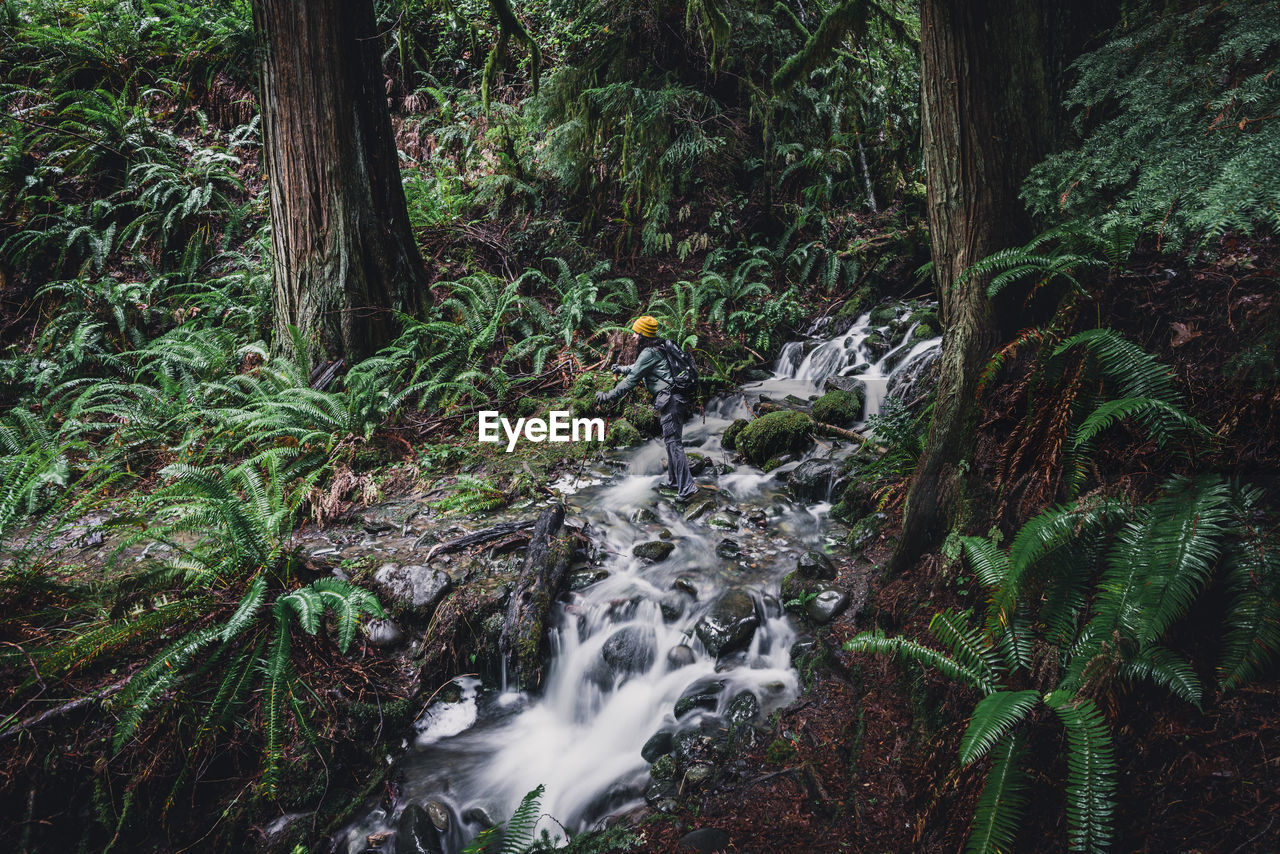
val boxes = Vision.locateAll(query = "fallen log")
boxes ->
[499,505,576,690]
[811,421,887,455]
[417,518,537,558]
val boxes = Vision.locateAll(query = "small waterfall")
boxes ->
[341,300,942,853]
[770,305,942,421]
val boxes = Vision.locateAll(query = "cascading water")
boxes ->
[340,303,941,854]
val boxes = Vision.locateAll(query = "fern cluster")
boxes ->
[848,475,1280,853]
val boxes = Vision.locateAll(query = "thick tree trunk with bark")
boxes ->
[253,0,428,364]
[890,0,1055,570]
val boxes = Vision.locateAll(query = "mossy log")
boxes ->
[498,505,576,690]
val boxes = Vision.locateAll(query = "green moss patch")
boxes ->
[735,411,813,466]
[811,388,864,426]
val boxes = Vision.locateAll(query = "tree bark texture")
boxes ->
[253,0,428,364]
[891,0,1056,570]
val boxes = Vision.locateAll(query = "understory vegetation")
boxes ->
[1,0,1278,852]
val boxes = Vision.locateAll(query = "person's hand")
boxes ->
[594,391,609,404]
[610,363,626,374]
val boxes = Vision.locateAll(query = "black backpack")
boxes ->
[658,339,700,395]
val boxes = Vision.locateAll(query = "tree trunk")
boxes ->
[253,0,428,364]
[890,0,1055,570]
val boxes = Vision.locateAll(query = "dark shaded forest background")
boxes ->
[1,0,1278,851]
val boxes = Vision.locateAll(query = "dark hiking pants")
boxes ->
[657,391,695,496]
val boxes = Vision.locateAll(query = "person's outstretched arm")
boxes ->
[598,348,659,402]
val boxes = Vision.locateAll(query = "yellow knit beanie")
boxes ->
[631,315,659,337]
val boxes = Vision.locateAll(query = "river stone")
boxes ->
[806,587,850,625]
[685,497,716,520]
[687,453,709,476]
[727,690,762,727]
[373,564,451,614]
[695,590,759,658]
[824,375,869,397]
[706,512,738,530]
[678,828,731,853]
[602,626,657,676]
[364,618,405,648]
[568,568,610,590]
[642,729,674,762]
[660,597,685,622]
[796,550,837,580]
[631,507,659,524]
[650,753,677,781]
[396,804,444,854]
[674,576,698,598]
[684,762,713,784]
[462,806,495,829]
[674,677,726,719]
[633,540,675,562]
[787,459,843,502]
[715,538,741,559]
[667,644,697,670]
[425,801,450,831]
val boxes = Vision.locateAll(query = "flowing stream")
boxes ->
[341,306,940,853]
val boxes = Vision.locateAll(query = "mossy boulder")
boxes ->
[624,402,661,436]
[722,418,749,451]
[811,388,864,426]
[607,419,643,447]
[735,411,813,466]
[869,302,902,326]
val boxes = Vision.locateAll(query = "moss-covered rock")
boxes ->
[869,302,902,326]
[722,417,749,451]
[623,402,661,436]
[735,411,813,466]
[836,286,872,319]
[607,419,643,447]
[912,322,939,340]
[811,388,864,426]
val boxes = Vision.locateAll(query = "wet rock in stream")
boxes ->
[633,540,675,562]
[600,625,658,676]
[396,804,444,854]
[786,458,848,502]
[667,644,697,669]
[695,589,760,658]
[674,677,727,719]
[643,730,675,762]
[805,587,851,625]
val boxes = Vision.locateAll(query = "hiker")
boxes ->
[596,316,699,501]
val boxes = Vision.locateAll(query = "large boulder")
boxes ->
[795,549,837,580]
[722,418,749,451]
[811,388,864,426]
[735,411,814,467]
[601,626,658,677]
[373,563,451,615]
[806,587,851,625]
[695,590,760,658]
[397,804,445,854]
[786,459,847,503]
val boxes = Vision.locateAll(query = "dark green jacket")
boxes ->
[602,344,673,401]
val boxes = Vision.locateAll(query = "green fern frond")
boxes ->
[845,630,996,693]
[1046,692,1115,854]
[966,732,1029,854]
[959,690,1039,766]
